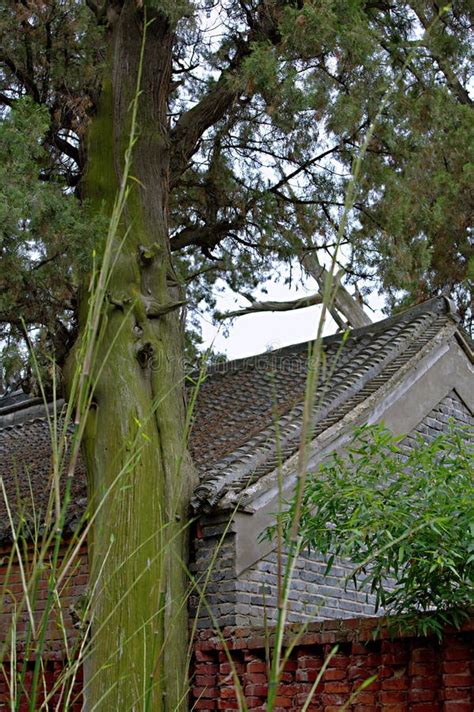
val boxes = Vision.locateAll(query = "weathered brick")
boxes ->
[382,677,409,691]
[271,695,293,707]
[217,699,239,709]
[244,683,267,697]
[243,672,266,685]
[323,681,351,694]
[442,673,472,687]
[194,675,216,687]
[411,647,438,663]
[296,669,324,683]
[442,688,471,701]
[443,646,471,661]
[443,703,474,712]
[192,686,218,698]
[442,661,470,674]
[219,686,238,699]
[409,661,439,677]
[193,699,217,710]
[246,661,266,673]
[408,687,438,703]
[379,690,408,703]
[323,668,346,681]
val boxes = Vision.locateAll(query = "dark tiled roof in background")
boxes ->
[0,416,88,542]
[0,297,464,541]
[191,296,461,510]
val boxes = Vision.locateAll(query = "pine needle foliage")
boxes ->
[1,0,473,385]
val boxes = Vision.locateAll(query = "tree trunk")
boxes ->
[66,4,195,710]
[301,252,372,329]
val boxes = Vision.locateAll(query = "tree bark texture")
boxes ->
[301,252,372,330]
[67,4,196,710]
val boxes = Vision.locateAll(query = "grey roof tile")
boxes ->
[0,296,464,540]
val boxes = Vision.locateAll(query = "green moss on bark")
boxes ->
[66,6,196,710]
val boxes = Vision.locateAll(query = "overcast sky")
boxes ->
[197,264,387,360]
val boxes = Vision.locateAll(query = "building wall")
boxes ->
[192,617,474,711]
[402,390,472,445]
[0,540,88,710]
[191,390,474,629]
[0,662,83,712]
[236,550,378,626]
[190,518,239,630]
[0,393,472,706]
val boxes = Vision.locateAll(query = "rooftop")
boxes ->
[0,296,470,542]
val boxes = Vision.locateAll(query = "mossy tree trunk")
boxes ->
[66,4,196,710]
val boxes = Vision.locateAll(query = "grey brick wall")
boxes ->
[189,516,238,629]
[235,550,378,626]
[191,390,473,628]
[404,390,473,444]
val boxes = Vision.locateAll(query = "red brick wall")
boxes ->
[1,544,473,711]
[0,540,88,657]
[0,540,88,710]
[0,662,83,712]
[192,618,474,711]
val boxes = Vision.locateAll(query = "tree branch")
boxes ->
[0,91,14,107]
[169,0,288,184]
[184,262,227,283]
[170,220,243,252]
[50,133,81,165]
[301,251,372,329]
[30,250,67,271]
[216,292,323,320]
[0,53,40,103]
[268,142,346,194]
[410,2,472,106]
[169,75,244,186]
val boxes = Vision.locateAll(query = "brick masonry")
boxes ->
[0,541,88,657]
[0,663,83,712]
[191,390,473,630]
[0,541,87,710]
[192,617,474,711]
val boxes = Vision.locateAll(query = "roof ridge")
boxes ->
[0,399,66,432]
[0,414,50,433]
[196,296,453,378]
[0,395,43,417]
[191,308,452,511]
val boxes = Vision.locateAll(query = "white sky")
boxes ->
[197,265,387,359]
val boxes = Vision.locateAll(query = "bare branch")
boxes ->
[30,250,67,271]
[268,143,346,194]
[0,91,14,108]
[170,220,243,252]
[184,262,227,283]
[217,292,323,320]
[169,76,243,186]
[50,133,81,165]
[169,0,287,183]
[1,55,40,102]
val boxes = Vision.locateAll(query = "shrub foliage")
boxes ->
[275,423,474,635]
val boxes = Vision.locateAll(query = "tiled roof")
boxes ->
[0,415,88,542]
[190,296,462,510]
[0,297,465,541]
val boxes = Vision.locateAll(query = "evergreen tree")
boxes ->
[0,1,472,709]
